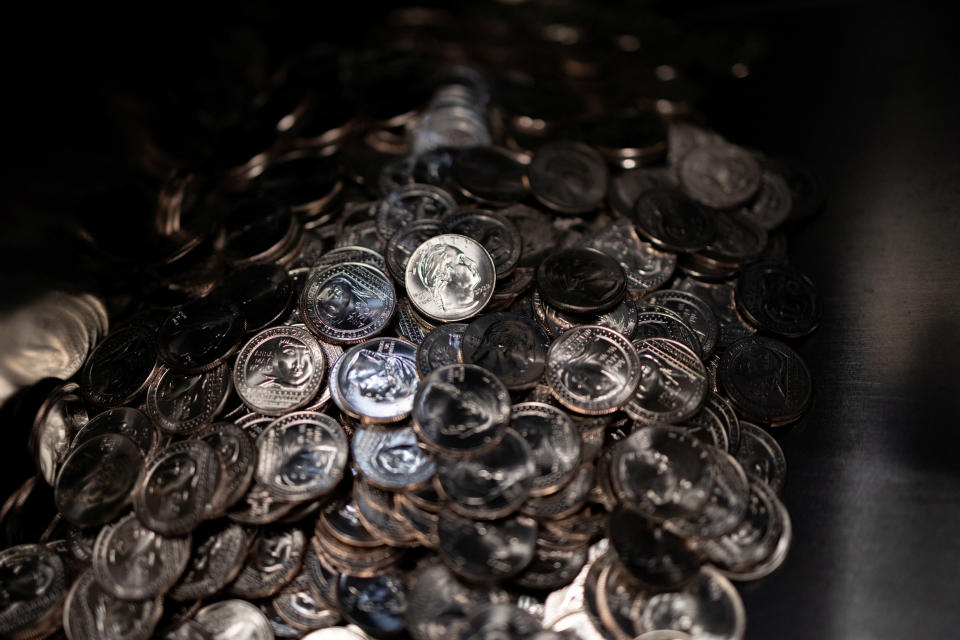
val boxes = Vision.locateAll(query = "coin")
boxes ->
[501,204,559,269]
[674,278,756,350]
[736,262,820,338]
[331,338,420,423]
[631,307,701,356]
[0,543,66,640]
[54,433,143,527]
[352,479,419,547]
[405,562,509,640]
[301,262,397,344]
[30,380,88,485]
[72,406,159,458]
[536,248,626,314]
[302,628,369,640]
[157,297,246,374]
[272,571,338,632]
[442,209,522,279]
[607,505,701,590]
[533,290,637,343]
[91,512,190,600]
[234,326,326,415]
[81,324,159,407]
[147,363,232,435]
[734,423,787,494]
[134,439,223,536]
[319,497,381,548]
[436,511,538,583]
[412,363,511,456]
[521,464,595,520]
[631,189,717,253]
[336,572,407,637]
[393,297,430,346]
[230,527,306,599]
[511,402,582,496]
[416,322,468,376]
[64,570,163,640]
[666,447,750,541]
[717,336,812,425]
[624,338,707,425]
[170,521,251,601]
[608,168,677,219]
[678,143,761,210]
[194,599,273,640]
[694,211,767,269]
[642,290,718,359]
[581,219,677,296]
[527,141,608,214]
[385,220,446,283]
[314,246,389,274]
[255,411,348,501]
[218,199,298,266]
[740,169,792,230]
[227,482,297,526]
[546,326,641,415]
[195,422,257,513]
[636,566,745,640]
[216,263,295,332]
[375,184,457,241]
[351,425,436,490]
[460,313,548,390]
[405,234,496,322]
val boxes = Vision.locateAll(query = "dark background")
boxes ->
[3,2,960,638]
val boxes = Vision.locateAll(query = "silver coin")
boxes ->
[91,512,190,600]
[513,545,588,592]
[319,496,381,548]
[375,183,457,241]
[234,326,326,415]
[581,219,676,296]
[632,308,701,356]
[331,338,420,423]
[227,482,297,526]
[352,479,419,547]
[405,562,510,640]
[527,141,608,215]
[64,570,162,640]
[55,433,143,528]
[81,324,159,407]
[436,428,536,519]
[133,439,223,536]
[734,423,786,493]
[511,402,582,496]
[611,425,714,521]
[255,411,349,501]
[31,381,88,486]
[521,464,595,520]
[301,262,397,344]
[460,313,549,391]
[195,599,273,640]
[636,566,745,640]
[302,628,369,640]
[667,447,750,540]
[642,290,719,359]
[675,278,756,350]
[336,571,408,636]
[416,322,468,376]
[273,572,339,632]
[546,326,641,416]
[0,544,66,639]
[667,122,727,167]
[533,290,637,342]
[679,400,729,452]
[608,167,678,218]
[624,338,707,425]
[230,528,306,599]
[393,297,430,346]
[395,493,440,547]
[405,234,496,322]
[195,422,257,513]
[352,425,436,490]
[170,521,251,601]
[678,143,761,210]
[443,209,522,279]
[436,511,538,583]
[413,363,511,456]
[386,220,447,283]
[740,169,792,231]
[146,363,232,435]
[314,246,388,274]
[72,406,159,459]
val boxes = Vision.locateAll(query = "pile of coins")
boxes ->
[0,22,823,640]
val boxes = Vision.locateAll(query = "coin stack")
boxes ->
[0,22,823,640]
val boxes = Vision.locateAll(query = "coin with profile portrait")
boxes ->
[146,362,232,435]
[352,424,435,490]
[331,338,420,423]
[301,262,397,344]
[405,234,496,322]
[255,411,348,502]
[624,338,708,426]
[234,326,326,415]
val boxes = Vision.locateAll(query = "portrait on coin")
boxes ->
[246,337,314,389]
[560,340,624,398]
[469,319,538,373]
[315,272,384,328]
[345,349,418,401]
[417,243,483,312]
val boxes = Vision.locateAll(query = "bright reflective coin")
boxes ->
[255,411,348,501]
[301,262,397,344]
[234,325,326,415]
[405,234,496,322]
[195,599,273,640]
[352,425,436,490]
[332,338,420,423]
[624,338,707,425]
[546,326,641,415]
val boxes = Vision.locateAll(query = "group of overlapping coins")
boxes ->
[1,68,820,640]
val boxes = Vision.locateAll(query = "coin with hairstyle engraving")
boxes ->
[234,325,326,415]
[64,570,162,640]
[624,338,707,426]
[301,262,396,344]
[632,189,717,253]
[460,313,548,390]
[375,183,457,241]
[442,209,522,279]
[352,425,436,490]
[527,141,608,214]
[195,599,273,640]
[0,544,66,640]
[436,511,538,583]
[147,362,232,435]
[81,323,159,407]
[230,527,306,599]
[679,143,761,210]
[157,297,246,373]
[331,338,420,423]
[416,322,468,376]
[632,307,701,356]
[255,411,348,502]
[55,433,143,528]
[718,336,812,426]
[405,234,496,322]
[536,248,626,314]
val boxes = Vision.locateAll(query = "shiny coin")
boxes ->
[157,297,245,373]
[314,535,402,578]
[459,604,542,640]
[146,363,232,435]
[412,363,510,456]
[30,380,88,485]
[436,511,538,583]
[611,426,714,521]
[195,599,273,640]
[632,189,717,253]
[527,141,608,214]
[632,307,701,357]
[546,326,641,416]
[337,572,407,637]
[386,220,446,283]
[637,566,745,640]
[301,262,397,344]
[72,406,159,458]
[678,143,761,210]
[81,323,159,406]
[536,248,626,314]
[91,512,190,600]
[533,290,637,341]
[0,544,66,640]
[513,545,588,592]
[675,278,756,351]
[273,572,338,631]
[442,209,522,279]
[450,146,529,206]
[255,411,348,501]
[734,423,787,493]
[314,246,389,274]
[460,313,548,391]
[195,421,257,513]
[216,262,294,332]
[133,439,223,536]
[521,464,595,520]
[393,297,430,345]
[319,496,380,548]
[624,338,707,425]
[351,479,418,547]
[234,325,326,415]
[64,570,162,640]
[227,482,296,526]
[331,338,420,423]
[668,447,750,540]
[736,262,820,338]
[717,336,812,425]
[608,505,701,590]
[55,433,143,527]
[405,234,496,322]
[436,428,536,519]
[302,628,369,640]
[405,562,509,640]
[169,521,250,601]
[375,183,457,241]
[230,527,306,599]
[642,290,719,359]
[581,219,677,296]
[352,425,436,490]
[416,322,468,376]
[511,402,582,497]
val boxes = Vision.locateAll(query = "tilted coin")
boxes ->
[608,167,677,219]
[0,543,66,640]
[521,464,595,520]
[272,572,338,632]
[611,426,714,521]
[736,262,820,338]
[733,422,787,494]
[195,421,257,513]
[533,290,637,341]
[218,199,298,266]
[351,478,419,547]
[667,447,750,540]
[405,562,510,640]
[72,406,159,458]
[631,189,717,253]
[412,363,511,456]
[336,572,407,637]
[301,262,397,344]
[436,428,536,519]
[314,534,403,578]
[31,380,89,485]
[632,307,701,356]
[416,322,468,376]
[234,325,326,415]
[156,297,246,373]
[255,411,348,501]
[546,326,641,416]
[319,496,381,548]
[81,323,159,407]
[405,234,496,322]
[674,278,756,351]
[436,511,538,583]
[450,146,529,206]
[642,290,719,359]
[678,143,761,210]
[194,599,273,640]
[146,363,232,435]
[442,209,522,279]
[314,246,389,274]
[386,220,446,283]
[717,336,812,425]
[694,211,767,269]
[375,183,457,241]
[352,425,436,490]
[679,400,729,452]
[460,313,548,390]
[581,219,677,296]
[511,402,582,496]
[459,604,542,640]
[331,338,420,423]
[215,262,294,332]
[169,521,251,601]
[513,544,588,592]
[624,338,707,425]
[230,527,306,599]
[91,512,190,600]
[54,433,143,528]
[227,482,297,526]
[133,439,223,536]
[393,297,430,346]
[527,141,608,214]
[536,248,626,314]
[64,570,162,640]
[607,505,701,590]
[636,566,745,640]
